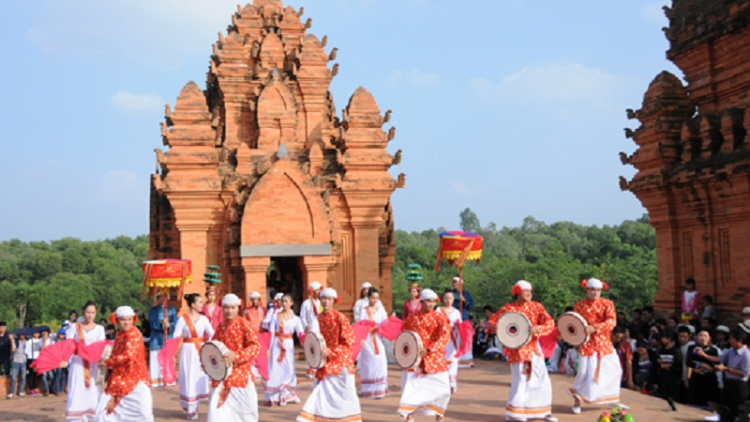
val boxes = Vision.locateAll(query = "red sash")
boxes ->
[366,307,380,355]
[75,323,91,388]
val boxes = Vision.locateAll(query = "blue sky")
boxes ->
[0,0,678,241]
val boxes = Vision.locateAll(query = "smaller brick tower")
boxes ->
[622,0,750,314]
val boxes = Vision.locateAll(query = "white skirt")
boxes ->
[66,355,101,422]
[445,339,459,394]
[297,371,362,422]
[398,371,451,418]
[148,350,162,387]
[506,354,552,419]
[265,337,300,406]
[359,334,389,399]
[458,351,474,368]
[569,351,622,406]
[178,343,210,417]
[94,381,154,422]
[207,374,258,422]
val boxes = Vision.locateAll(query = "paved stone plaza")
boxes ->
[0,359,712,422]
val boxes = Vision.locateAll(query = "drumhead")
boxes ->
[395,331,423,369]
[304,332,327,369]
[558,312,589,346]
[496,312,532,350]
[201,341,230,381]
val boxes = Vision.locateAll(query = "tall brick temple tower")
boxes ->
[622,0,750,314]
[149,0,404,314]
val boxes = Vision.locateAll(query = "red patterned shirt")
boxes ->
[105,326,149,398]
[573,298,617,357]
[212,317,260,390]
[486,300,554,364]
[402,310,451,374]
[317,309,355,380]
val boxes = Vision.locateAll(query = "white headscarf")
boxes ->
[419,288,438,301]
[222,293,241,306]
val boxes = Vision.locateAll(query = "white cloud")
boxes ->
[641,1,669,25]
[92,170,141,203]
[110,91,164,113]
[386,69,440,88]
[450,181,476,197]
[470,60,621,107]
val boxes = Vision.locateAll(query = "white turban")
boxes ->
[452,276,462,285]
[320,287,338,299]
[585,278,604,289]
[249,291,261,299]
[515,280,532,291]
[115,306,135,318]
[361,281,372,289]
[222,293,241,306]
[419,288,438,301]
[274,293,284,301]
[309,281,322,291]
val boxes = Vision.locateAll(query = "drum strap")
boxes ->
[75,323,91,388]
[366,308,380,355]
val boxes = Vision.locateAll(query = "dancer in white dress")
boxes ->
[172,293,214,420]
[265,294,305,406]
[63,301,106,422]
[261,293,284,331]
[358,287,389,399]
[440,291,462,394]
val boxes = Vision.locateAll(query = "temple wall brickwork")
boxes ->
[623,0,750,316]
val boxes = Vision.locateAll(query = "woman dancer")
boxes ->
[402,282,422,320]
[63,301,106,422]
[201,287,224,330]
[440,290,461,394]
[172,293,214,420]
[358,287,389,399]
[265,294,304,406]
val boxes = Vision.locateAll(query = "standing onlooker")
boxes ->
[742,307,750,323]
[632,340,657,394]
[613,326,635,390]
[450,276,474,321]
[52,329,67,395]
[8,331,27,398]
[641,306,657,340]
[616,311,628,328]
[712,329,750,417]
[715,326,730,351]
[0,322,11,376]
[685,329,719,406]
[148,293,177,388]
[629,309,644,341]
[675,326,694,403]
[681,278,700,319]
[657,330,681,411]
[700,295,717,320]
[39,328,54,396]
[25,329,43,395]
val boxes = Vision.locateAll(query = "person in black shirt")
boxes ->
[632,340,658,394]
[657,330,682,411]
[685,329,719,406]
[0,322,11,376]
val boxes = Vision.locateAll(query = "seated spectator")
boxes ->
[657,330,681,411]
[632,340,658,394]
[562,345,579,376]
[685,329,719,407]
[613,326,635,390]
[701,295,717,320]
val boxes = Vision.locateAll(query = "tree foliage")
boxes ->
[0,236,150,330]
[391,211,657,318]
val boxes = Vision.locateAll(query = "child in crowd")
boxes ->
[8,332,27,398]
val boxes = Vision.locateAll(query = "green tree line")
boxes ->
[391,210,658,319]
[0,210,657,329]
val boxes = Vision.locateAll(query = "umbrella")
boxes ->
[351,321,376,361]
[13,327,33,337]
[539,330,559,359]
[455,320,475,358]
[434,231,484,314]
[78,339,115,362]
[158,338,181,385]
[29,339,76,374]
[255,332,272,381]
[375,315,403,342]
[32,326,51,334]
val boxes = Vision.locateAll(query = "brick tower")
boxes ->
[149,0,404,314]
[622,0,750,314]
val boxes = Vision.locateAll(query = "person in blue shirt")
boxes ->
[450,277,474,321]
[148,292,177,387]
